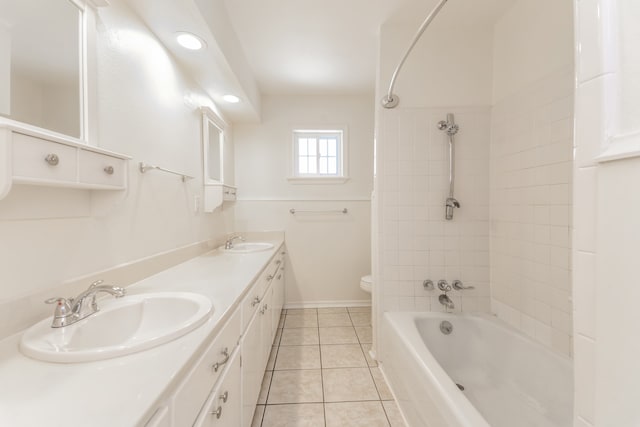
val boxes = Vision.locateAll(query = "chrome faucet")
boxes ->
[445,197,460,221]
[224,234,245,249]
[45,280,126,328]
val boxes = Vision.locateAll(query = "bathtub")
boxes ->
[380,312,573,427]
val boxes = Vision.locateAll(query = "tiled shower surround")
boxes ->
[377,73,574,357]
[378,107,491,313]
[490,66,574,357]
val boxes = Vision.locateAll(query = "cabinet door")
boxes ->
[260,285,273,368]
[241,310,263,427]
[271,267,285,341]
[194,349,241,427]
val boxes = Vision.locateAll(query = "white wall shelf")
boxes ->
[0,122,130,200]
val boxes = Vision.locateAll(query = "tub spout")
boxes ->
[439,293,455,310]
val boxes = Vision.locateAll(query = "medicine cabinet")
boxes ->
[201,107,235,212]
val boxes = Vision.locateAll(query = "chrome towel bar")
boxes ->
[289,208,348,215]
[139,162,194,182]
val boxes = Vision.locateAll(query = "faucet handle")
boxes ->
[45,297,72,327]
[89,279,104,289]
[437,280,451,292]
[452,280,474,290]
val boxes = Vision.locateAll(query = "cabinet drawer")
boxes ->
[194,348,241,427]
[173,309,241,427]
[78,149,126,187]
[12,132,77,183]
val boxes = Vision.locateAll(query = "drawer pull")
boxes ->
[211,406,222,419]
[44,154,59,166]
[219,391,228,403]
[104,166,114,175]
[276,260,282,265]
[251,296,261,307]
[267,275,274,281]
[277,274,282,280]
[212,348,230,372]
[260,303,268,315]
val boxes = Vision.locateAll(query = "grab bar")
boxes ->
[289,208,348,215]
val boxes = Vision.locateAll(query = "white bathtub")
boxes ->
[380,312,573,427]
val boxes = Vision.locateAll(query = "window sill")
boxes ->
[287,176,350,185]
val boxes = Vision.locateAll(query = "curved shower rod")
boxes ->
[381,0,449,109]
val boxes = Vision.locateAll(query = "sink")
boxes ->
[223,242,274,253]
[20,292,213,363]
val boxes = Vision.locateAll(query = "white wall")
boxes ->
[0,0,232,337]
[574,0,640,425]
[490,0,574,357]
[233,94,373,306]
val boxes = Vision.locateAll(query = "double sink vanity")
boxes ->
[0,234,285,427]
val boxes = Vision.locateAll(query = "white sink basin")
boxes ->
[20,292,213,363]
[223,242,274,253]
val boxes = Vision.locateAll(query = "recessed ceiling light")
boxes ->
[176,32,206,50]
[223,95,241,103]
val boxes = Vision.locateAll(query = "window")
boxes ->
[291,129,347,182]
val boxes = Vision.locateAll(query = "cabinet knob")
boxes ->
[251,296,261,307]
[211,406,222,419]
[219,390,228,403]
[44,154,59,166]
[104,166,114,175]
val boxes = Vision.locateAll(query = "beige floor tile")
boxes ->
[262,403,325,427]
[322,367,379,402]
[349,312,372,326]
[284,314,318,328]
[275,346,321,370]
[287,308,318,315]
[361,344,378,367]
[320,344,368,368]
[348,306,372,313]
[252,405,265,427]
[268,370,324,404]
[355,326,373,343]
[266,345,278,371]
[258,371,272,404]
[319,326,359,344]
[318,313,353,327]
[371,367,394,400]
[382,400,407,427]
[280,328,319,346]
[317,307,348,313]
[325,401,390,427]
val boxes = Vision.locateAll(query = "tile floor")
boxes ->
[251,307,406,427]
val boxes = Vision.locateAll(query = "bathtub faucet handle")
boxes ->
[452,280,474,291]
[437,280,451,292]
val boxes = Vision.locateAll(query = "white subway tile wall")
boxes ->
[490,66,574,357]
[378,107,491,313]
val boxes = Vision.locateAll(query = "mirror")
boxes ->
[0,0,82,138]
[202,109,225,184]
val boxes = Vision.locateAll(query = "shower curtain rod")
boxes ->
[381,0,449,109]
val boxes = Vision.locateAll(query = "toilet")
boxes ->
[360,275,372,293]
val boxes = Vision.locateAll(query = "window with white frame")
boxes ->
[292,129,345,179]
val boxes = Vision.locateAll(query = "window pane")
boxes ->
[308,138,317,156]
[300,157,309,174]
[308,156,317,174]
[319,157,328,174]
[328,139,337,156]
[299,138,307,155]
[319,139,327,156]
[328,157,337,174]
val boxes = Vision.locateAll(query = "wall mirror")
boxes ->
[0,0,84,139]
[202,108,225,184]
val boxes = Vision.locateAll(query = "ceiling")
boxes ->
[131,0,516,122]
[223,0,517,96]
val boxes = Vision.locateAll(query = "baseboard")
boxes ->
[284,299,372,309]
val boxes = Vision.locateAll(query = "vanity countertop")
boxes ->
[0,235,284,427]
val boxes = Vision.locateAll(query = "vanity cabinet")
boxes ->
[141,244,285,427]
